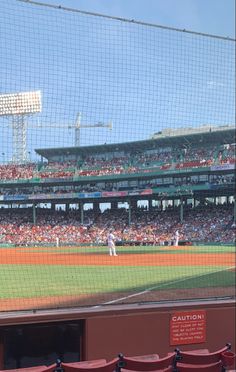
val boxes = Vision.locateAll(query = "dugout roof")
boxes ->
[35,126,235,160]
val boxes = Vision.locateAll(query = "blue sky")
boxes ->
[38,0,235,38]
[0,0,235,162]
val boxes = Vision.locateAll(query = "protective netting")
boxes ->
[0,0,235,312]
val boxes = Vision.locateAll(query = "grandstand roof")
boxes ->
[35,126,235,159]
[151,124,235,138]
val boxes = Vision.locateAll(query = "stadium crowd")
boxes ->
[0,163,35,181]
[0,143,235,181]
[0,203,234,246]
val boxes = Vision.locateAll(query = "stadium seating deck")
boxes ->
[0,344,234,372]
[0,142,235,181]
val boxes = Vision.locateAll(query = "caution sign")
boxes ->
[170,310,206,345]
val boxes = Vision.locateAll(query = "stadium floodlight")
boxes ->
[75,112,112,146]
[0,91,41,163]
[0,91,41,116]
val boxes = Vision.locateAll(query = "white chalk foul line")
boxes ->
[94,265,236,307]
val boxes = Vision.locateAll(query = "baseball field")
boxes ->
[0,244,235,312]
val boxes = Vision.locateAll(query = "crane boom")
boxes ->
[76,122,112,129]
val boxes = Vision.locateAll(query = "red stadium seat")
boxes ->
[121,367,173,372]
[61,358,119,372]
[117,352,176,371]
[176,361,223,371]
[221,350,236,367]
[61,359,107,368]
[127,354,159,361]
[175,343,232,366]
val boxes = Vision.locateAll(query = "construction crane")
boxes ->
[36,112,112,147]
[74,112,112,146]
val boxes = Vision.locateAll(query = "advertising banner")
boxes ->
[102,191,128,197]
[127,189,152,196]
[211,164,235,171]
[78,192,101,198]
[4,195,28,201]
[41,177,74,183]
[28,194,47,200]
[139,188,153,195]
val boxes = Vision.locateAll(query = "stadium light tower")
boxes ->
[0,91,41,163]
[74,112,112,146]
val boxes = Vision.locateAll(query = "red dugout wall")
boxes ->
[0,299,235,369]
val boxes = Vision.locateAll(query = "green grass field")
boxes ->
[0,264,235,299]
[0,244,235,310]
[15,244,235,255]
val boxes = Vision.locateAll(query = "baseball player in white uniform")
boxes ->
[107,230,118,256]
[174,230,180,246]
